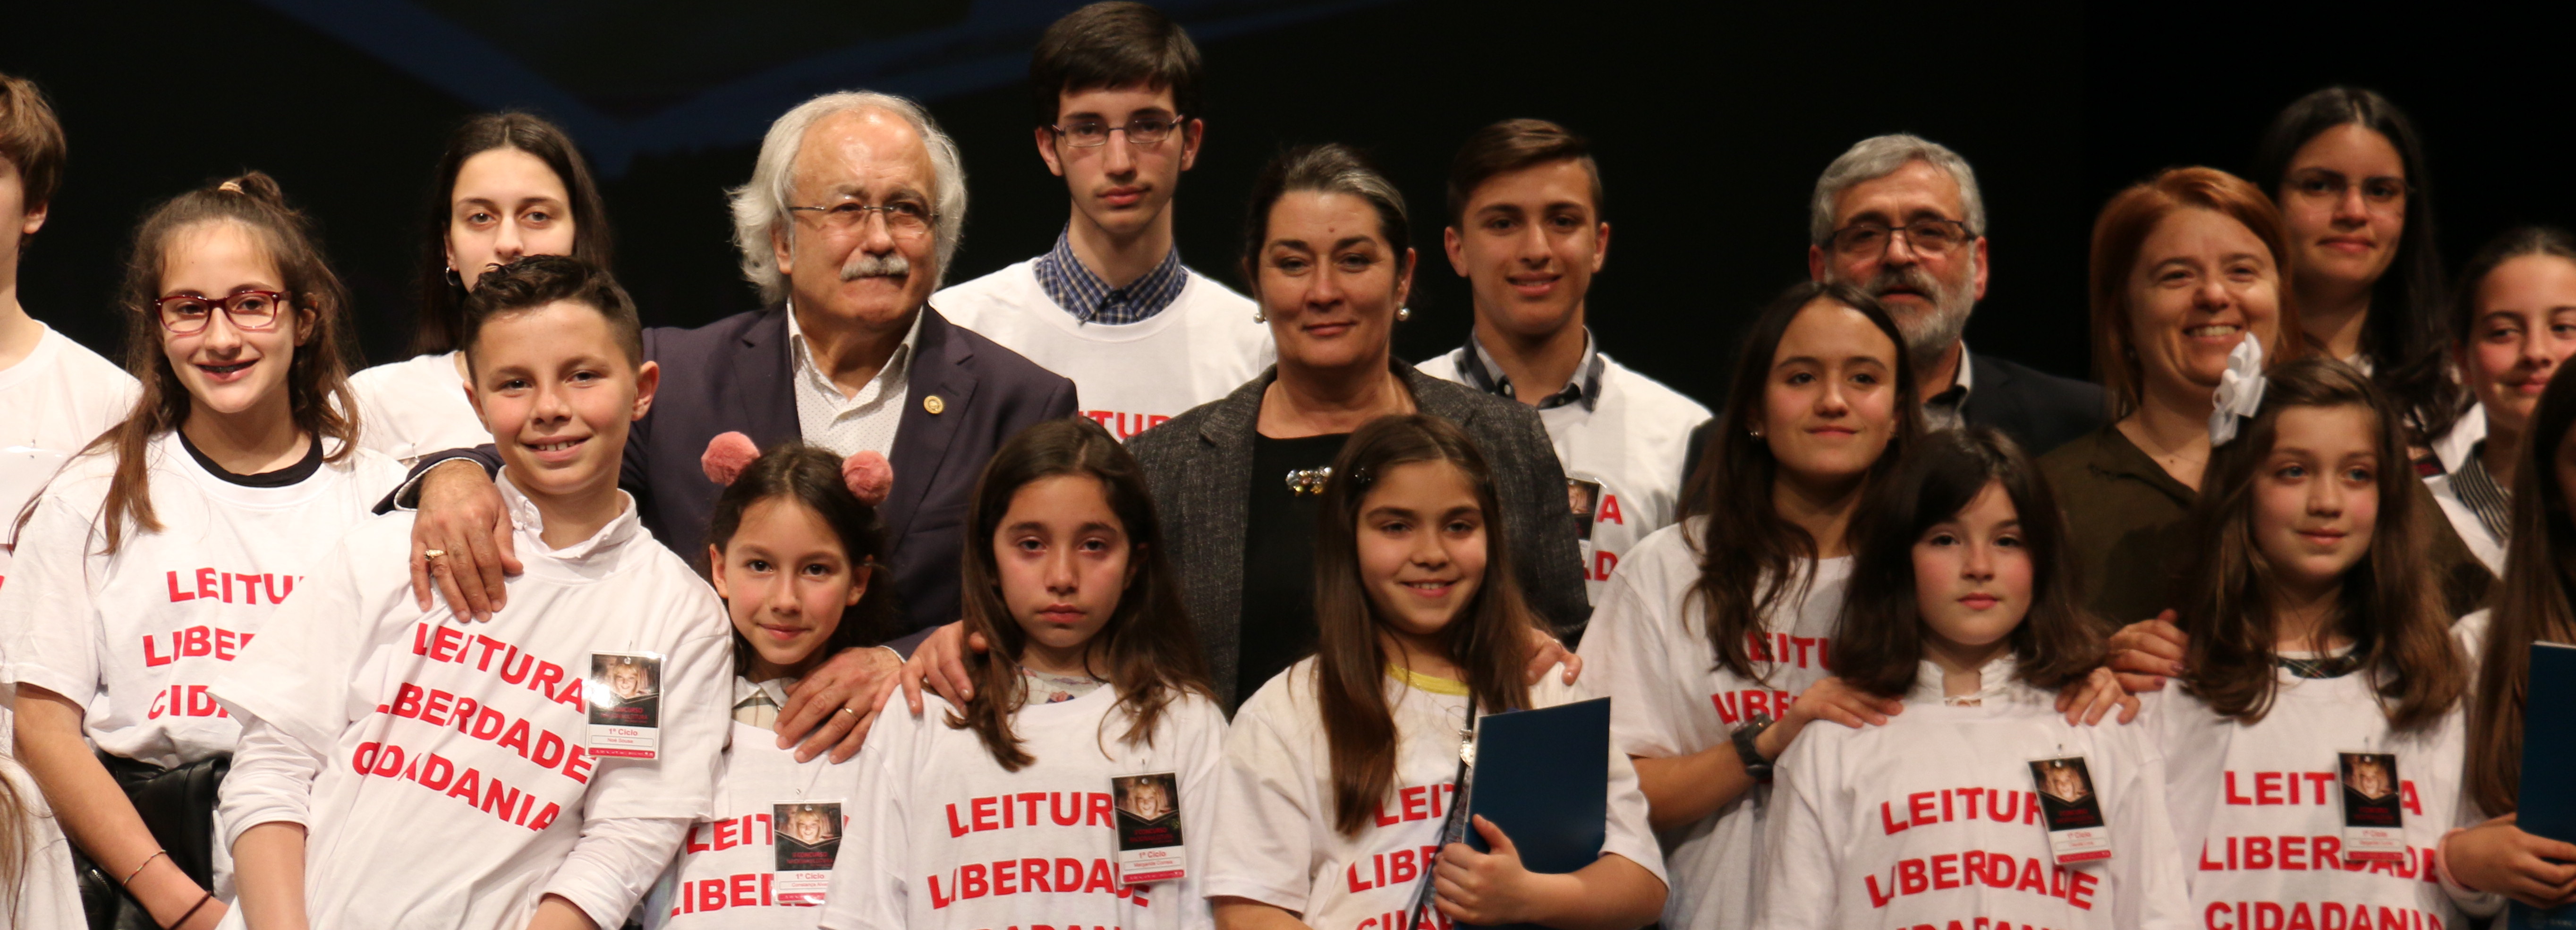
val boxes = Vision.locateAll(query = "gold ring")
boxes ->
[423,549,446,560]
[838,706,859,717]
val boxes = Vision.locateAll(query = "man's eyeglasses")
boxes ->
[786,200,936,239]
[1046,114,1185,148]
[155,290,288,334]
[1827,218,1975,257]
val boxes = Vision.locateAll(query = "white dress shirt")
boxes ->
[787,304,923,458]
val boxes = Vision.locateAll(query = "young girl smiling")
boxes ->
[1208,414,1665,930]
[1761,428,2189,930]
[821,417,1226,930]
[646,434,902,927]
[2152,354,2487,927]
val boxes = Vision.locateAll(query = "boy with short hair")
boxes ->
[0,72,139,581]
[217,256,731,930]
[1417,119,1710,602]
[934,1,1268,441]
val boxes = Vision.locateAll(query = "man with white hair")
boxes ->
[1805,134,2103,451]
[398,91,1076,762]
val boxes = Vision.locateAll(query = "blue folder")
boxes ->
[1462,696,1613,930]
[2511,641,2576,930]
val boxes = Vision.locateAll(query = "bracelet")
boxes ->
[123,848,169,887]
[171,890,215,930]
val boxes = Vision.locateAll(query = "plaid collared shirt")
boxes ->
[2450,441,2514,544]
[1031,226,1189,325]
[1456,330,1606,412]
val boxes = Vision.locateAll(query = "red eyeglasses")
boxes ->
[154,290,287,334]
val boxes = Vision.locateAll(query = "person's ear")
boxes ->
[1971,235,1991,303]
[772,226,795,280]
[1395,247,1418,309]
[708,545,732,598]
[1123,543,1145,590]
[630,359,661,421]
[1178,118,1204,172]
[292,306,318,346]
[21,199,47,238]
[1034,125,1067,178]
[1807,243,1828,283]
[1592,221,1611,274]
[845,561,870,607]
[1443,226,1468,278]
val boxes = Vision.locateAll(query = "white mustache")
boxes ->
[842,250,911,281]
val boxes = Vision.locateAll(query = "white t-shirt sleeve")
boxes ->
[1756,726,1843,930]
[218,713,330,845]
[819,705,921,930]
[1205,688,1321,912]
[1575,562,1699,759]
[211,527,392,756]
[545,815,693,927]
[1535,674,1668,885]
[0,492,103,706]
[1174,696,1229,930]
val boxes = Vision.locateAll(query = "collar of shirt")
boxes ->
[2450,440,2514,543]
[1922,341,1975,430]
[1031,225,1189,325]
[1907,651,2022,706]
[1459,328,1605,411]
[494,468,642,561]
[787,300,922,414]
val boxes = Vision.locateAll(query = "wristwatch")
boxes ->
[1731,713,1776,783]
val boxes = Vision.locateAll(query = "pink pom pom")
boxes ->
[700,432,761,486]
[842,451,894,506]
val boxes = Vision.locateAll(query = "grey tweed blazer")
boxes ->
[1128,361,1590,708]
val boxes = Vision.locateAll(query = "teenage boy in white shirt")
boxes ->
[216,256,731,930]
[1417,119,1709,602]
[933,1,1267,440]
[0,74,139,583]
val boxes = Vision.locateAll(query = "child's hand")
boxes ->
[2448,814,2576,908]
[1522,627,1582,686]
[2053,666,2141,726]
[1435,815,1580,926]
[1758,676,1900,759]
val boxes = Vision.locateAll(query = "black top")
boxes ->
[179,431,323,487]
[1236,432,1350,701]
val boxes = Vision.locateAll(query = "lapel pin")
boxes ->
[923,394,945,415]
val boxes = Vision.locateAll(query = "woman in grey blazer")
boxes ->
[1126,143,1587,708]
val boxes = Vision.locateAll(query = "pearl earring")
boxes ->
[1396,306,1411,322]
[1254,309,1267,323]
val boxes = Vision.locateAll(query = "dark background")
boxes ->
[9,2,2566,411]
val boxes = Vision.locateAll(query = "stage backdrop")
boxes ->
[39,3,2567,416]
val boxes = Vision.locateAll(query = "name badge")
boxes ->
[2337,751,2406,862]
[1113,772,1184,884]
[774,801,842,904]
[586,651,662,759]
[2028,756,2111,864]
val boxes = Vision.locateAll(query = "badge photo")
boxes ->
[586,651,663,759]
[2028,756,2112,864]
[1113,772,1185,884]
[774,801,842,904]
[1565,478,1603,541]
[2337,751,2406,862]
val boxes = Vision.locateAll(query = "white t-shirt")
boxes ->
[349,351,488,467]
[0,431,403,767]
[211,474,732,930]
[644,678,870,929]
[2148,661,2482,929]
[819,682,1229,930]
[1418,348,1710,602]
[2,753,83,930]
[933,261,1270,440]
[1760,659,2192,930]
[1572,520,1851,930]
[0,322,140,583]
[1207,658,1666,930]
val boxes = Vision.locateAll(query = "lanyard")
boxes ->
[1405,691,1477,930]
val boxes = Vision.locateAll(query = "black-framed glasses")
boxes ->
[1828,218,1974,256]
[1046,114,1185,148]
[154,290,288,334]
[786,200,936,239]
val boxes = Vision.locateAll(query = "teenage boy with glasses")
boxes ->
[933,1,1268,442]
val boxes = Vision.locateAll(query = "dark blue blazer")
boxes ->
[405,305,1078,642]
